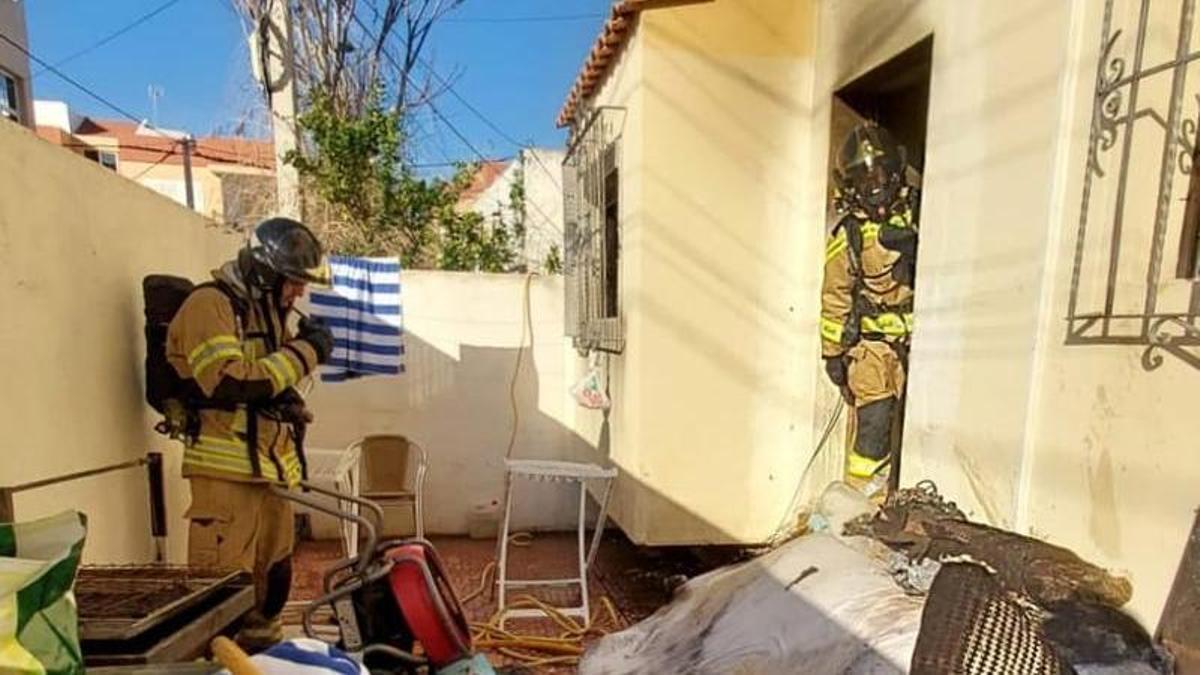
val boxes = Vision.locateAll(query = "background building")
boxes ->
[0,0,34,127]
[35,100,275,229]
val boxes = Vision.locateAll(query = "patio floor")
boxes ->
[284,530,730,672]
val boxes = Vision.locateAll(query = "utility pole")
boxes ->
[257,0,302,220]
[182,135,196,210]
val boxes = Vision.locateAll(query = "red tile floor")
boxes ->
[284,531,733,672]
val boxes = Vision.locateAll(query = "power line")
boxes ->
[404,48,564,192]
[33,0,187,76]
[350,9,565,234]
[443,13,605,24]
[0,29,177,144]
[130,149,177,180]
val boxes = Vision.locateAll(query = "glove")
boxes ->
[272,388,314,425]
[297,316,334,365]
[824,356,848,387]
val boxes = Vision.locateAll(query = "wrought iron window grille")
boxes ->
[564,106,626,354]
[1070,0,1200,370]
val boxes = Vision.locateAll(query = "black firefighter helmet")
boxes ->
[835,121,907,218]
[240,217,330,290]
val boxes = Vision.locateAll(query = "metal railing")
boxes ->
[0,453,167,561]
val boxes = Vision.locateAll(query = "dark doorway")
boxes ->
[825,35,934,492]
[836,35,934,173]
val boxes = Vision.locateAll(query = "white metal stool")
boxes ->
[496,459,618,626]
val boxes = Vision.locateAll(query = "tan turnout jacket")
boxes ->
[166,263,318,486]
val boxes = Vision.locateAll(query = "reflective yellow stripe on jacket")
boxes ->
[847,451,887,479]
[184,435,303,486]
[824,211,912,263]
[821,312,914,345]
[187,335,243,379]
[259,352,300,392]
[861,312,913,337]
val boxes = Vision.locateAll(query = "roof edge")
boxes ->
[555,0,713,129]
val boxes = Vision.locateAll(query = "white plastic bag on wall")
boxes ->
[571,362,610,410]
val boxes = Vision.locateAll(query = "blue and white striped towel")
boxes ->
[306,255,405,382]
[218,638,368,674]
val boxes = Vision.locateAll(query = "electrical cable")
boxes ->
[0,29,178,143]
[415,57,565,195]
[130,149,177,180]
[33,0,187,76]
[505,273,534,460]
[444,13,605,24]
[348,11,565,239]
[766,399,847,547]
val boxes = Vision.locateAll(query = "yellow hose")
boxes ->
[460,560,624,668]
[469,592,622,667]
[210,636,262,675]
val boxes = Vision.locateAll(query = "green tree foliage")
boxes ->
[287,86,520,271]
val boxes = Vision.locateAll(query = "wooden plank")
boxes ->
[1158,509,1200,672]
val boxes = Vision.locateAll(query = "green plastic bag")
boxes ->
[0,511,87,675]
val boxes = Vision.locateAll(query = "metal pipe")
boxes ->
[270,485,377,576]
[7,458,148,494]
[298,480,384,534]
[361,644,427,666]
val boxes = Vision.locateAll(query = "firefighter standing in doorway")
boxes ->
[821,121,919,488]
[166,218,334,650]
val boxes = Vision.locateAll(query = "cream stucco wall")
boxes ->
[0,122,240,563]
[571,0,819,545]
[811,0,1191,623]
[566,17,646,542]
[569,0,1196,623]
[814,0,1075,528]
[303,272,590,535]
[1019,0,1200,624]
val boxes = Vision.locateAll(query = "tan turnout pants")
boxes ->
[186,476,294,617]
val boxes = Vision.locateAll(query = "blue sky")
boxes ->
[22,1,611,165]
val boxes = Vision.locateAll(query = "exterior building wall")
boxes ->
[566,0,1198,623]
[463,149,567,273]
[0,0,34,128]
[814,0,1196,623]
[569,0,819,545]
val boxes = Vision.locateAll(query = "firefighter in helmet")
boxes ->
[166,217,334,650]
[821,121,919,487]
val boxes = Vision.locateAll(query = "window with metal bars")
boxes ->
[563,107,624,353]
[1070,0,1200,369]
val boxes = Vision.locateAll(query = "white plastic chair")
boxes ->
[350,434,427,541]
